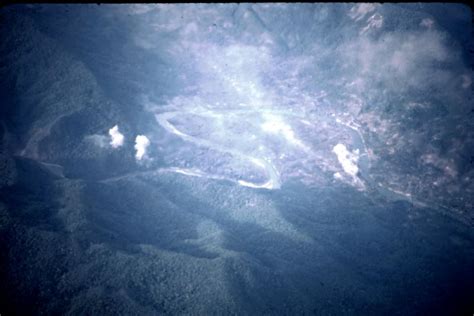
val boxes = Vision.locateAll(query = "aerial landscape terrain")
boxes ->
[0,3,473,315]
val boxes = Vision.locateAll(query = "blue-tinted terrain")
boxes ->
[0,4,473,315]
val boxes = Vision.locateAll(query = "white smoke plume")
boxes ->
[109,125,124,148]
[134,135,150,160]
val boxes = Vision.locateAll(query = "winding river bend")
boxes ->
[156,109,281,189]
